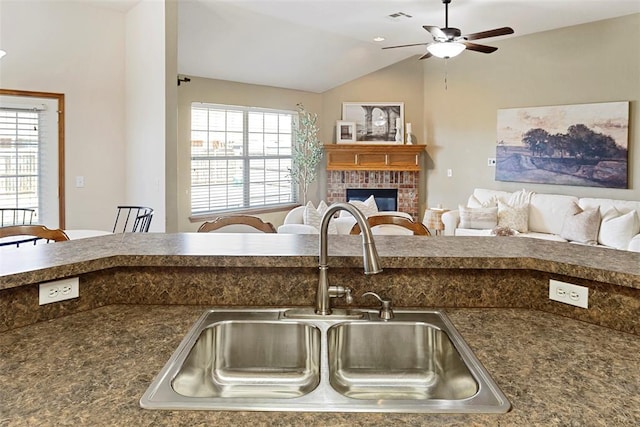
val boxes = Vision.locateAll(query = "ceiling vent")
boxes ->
[387,12,413,21]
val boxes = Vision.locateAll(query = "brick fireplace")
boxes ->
[323,143,425,219]
[326,170,419,219]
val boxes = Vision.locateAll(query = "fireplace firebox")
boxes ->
[326,170,419,219]
[346,188,398,212]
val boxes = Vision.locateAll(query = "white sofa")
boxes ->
[442,188,640,252]
[277,199,414,235]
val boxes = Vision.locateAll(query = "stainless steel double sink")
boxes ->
[140,308,510,413]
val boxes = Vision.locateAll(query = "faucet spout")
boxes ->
[316,202,382,315]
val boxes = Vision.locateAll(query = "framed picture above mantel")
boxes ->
[342,102,404,143]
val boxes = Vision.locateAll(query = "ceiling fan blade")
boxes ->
[463,27,514,41]
[382,42,428,50]
[463,42,498,54]
[419,52,433,60]
[423,25,447,41]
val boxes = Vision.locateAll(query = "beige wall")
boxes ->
[1,1,179,233]
[2,4,637,233]
[125,0,170,232]
[176,58,424,231]
[176,77,322,231]
[320,57,426,211]
[423,14,640,210]
[321,56,425,143]
[177,14,639,231]
[165,0,179,232]
[0,1,127,231]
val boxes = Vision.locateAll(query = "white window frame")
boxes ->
[190,103,296,215]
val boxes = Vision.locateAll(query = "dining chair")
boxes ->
[112,206,154,233]
[0,224,70,247]
[0,208,36,227]
[349,214,432,236]
[197,215,277,233]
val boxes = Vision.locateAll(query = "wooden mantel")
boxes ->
[323,143,425,171]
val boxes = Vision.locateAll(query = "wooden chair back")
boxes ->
[197,215,276,233]
[0,224,69,247]
[350,215,432,236]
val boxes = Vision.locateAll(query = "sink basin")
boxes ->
[140,308,510,413]
[328,321,478,400]
[172,320,320,398]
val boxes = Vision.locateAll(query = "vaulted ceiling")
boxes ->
[103,0,640,93]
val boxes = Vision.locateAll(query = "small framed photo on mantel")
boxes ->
[336,120,356,144]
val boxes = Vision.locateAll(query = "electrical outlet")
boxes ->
[488,158,496,166]
[549,279,588,309]
[39,277,79,305]
[447,169,453,177]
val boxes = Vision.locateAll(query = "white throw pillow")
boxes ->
[303,201,337,234]
[498,200,529,233]
[560,206,600,245]
[598,208,640,249]
[340,195,379,218]
[627,234,640,252]
[508,188,534,208]
[467,194,497,208]
[317,200,329,215]
[458,205,498,229]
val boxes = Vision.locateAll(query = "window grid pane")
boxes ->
[191,104,295,214]
[0,109,40,216]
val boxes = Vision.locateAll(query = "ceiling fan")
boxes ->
[383,0,514,60]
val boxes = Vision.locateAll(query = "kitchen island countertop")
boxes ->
[1,304,639,426]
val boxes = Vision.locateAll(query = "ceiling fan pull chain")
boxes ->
[444,59,449,90]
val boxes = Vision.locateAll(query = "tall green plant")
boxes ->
[290,103,323,204]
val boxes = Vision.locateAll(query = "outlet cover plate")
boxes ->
[39,277,79,305]
[549,279,588,309]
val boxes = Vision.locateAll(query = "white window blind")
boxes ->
[191,103,295,214]
[0,107,41,217]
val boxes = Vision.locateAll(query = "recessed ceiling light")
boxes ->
[373,37,385,42]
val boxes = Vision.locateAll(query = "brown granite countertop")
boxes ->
[1,305,639,426]
[2,233,640,291]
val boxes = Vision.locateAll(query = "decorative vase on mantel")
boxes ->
[395,118,403,144]
[405,122,415,145]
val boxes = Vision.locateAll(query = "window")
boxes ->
[0,108,40,214]
[0,90,64,228]
[190,103,295,215]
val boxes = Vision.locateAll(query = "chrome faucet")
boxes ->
[316,202,383,315]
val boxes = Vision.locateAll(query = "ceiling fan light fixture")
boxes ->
[427,42,465,59]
